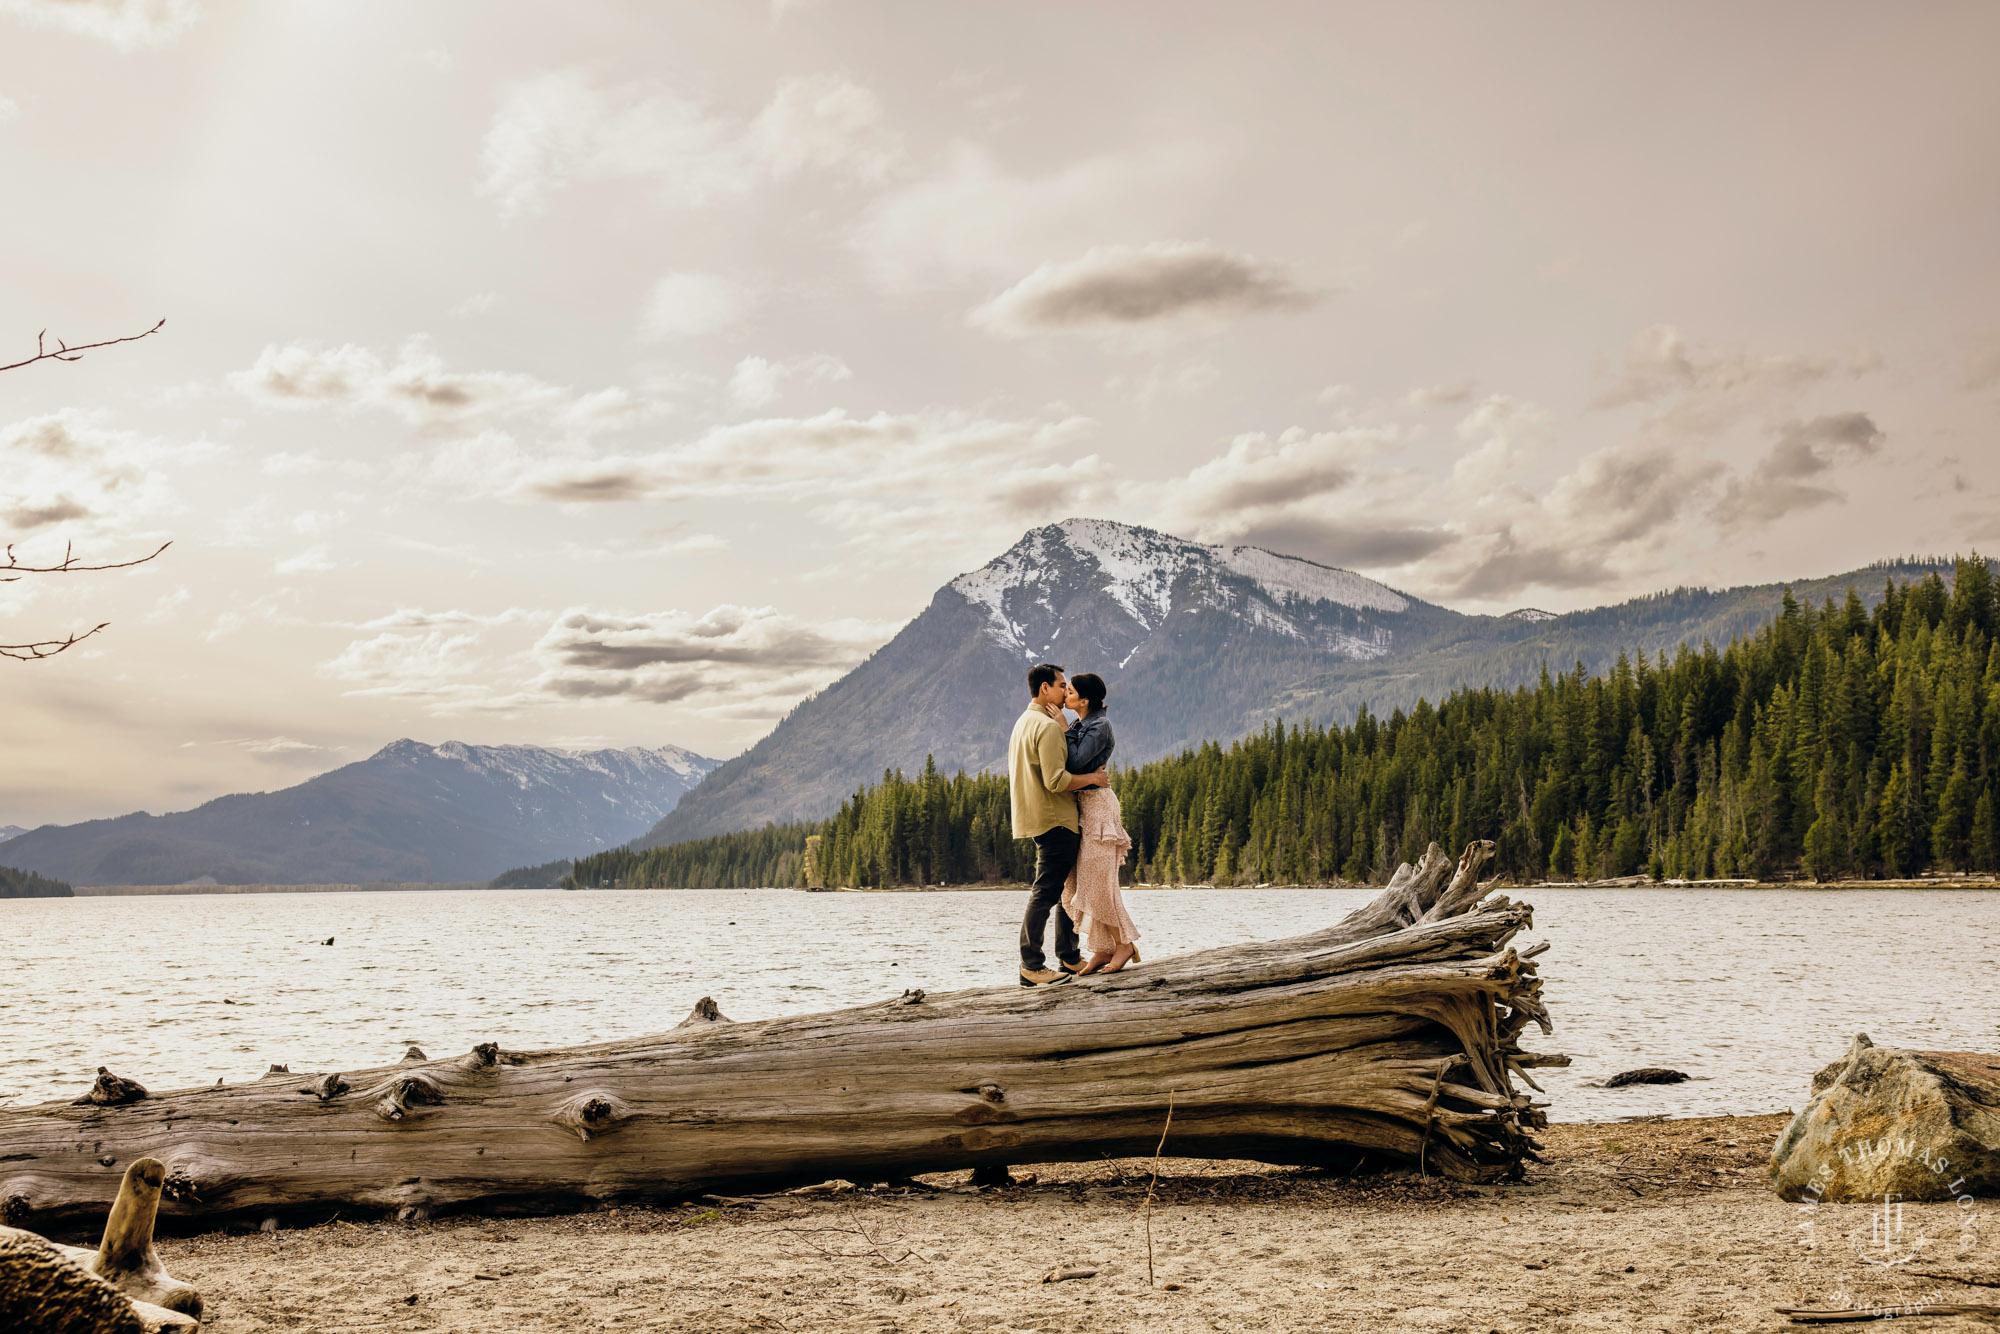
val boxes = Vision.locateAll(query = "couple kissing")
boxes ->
[1007,663,1139,987]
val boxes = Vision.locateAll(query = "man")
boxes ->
[1008,662,1108,986]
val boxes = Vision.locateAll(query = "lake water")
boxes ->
[4,886,1997,1124]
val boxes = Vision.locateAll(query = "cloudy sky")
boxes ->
[3,0,1997,825]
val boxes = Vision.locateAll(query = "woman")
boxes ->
[1059,672,1139,974]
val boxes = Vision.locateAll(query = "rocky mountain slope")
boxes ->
[640,518,1957,847]
[2,740,715,886]
[641,519,1461,844]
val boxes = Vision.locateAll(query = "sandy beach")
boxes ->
[136,1114,1995,1333]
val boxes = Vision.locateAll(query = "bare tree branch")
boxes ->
[1,540,172,583]
[1,320,173,660]
[0,318,166,374]
[1,624,110,661]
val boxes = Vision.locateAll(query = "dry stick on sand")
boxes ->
[1142,1090,1176,1289]
[1779,1305,2000,1325]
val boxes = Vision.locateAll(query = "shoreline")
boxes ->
[14,875,1999,898]
[142,1111,1999,1333]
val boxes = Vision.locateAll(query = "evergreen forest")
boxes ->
[0,864,73,898]
[567,560,2000,891]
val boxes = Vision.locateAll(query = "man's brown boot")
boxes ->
[1018,966,1066,987]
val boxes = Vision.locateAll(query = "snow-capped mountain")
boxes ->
[948,519,1419,666]
[1,740,717,886]
[0,825,25,845]
[640,519,1458,845]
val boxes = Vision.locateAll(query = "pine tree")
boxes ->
[1547,821,1574,881]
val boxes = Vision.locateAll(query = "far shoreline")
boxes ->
[29,875,2000,897]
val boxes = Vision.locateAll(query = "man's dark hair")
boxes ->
[1027,662,1065,697]
[1071,672,1107,712]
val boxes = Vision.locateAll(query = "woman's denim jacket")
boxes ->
[1066,708,1115,775]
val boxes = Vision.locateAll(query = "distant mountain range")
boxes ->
[2,740,716,887]
[639,517,1961,846]
[0,825,25,844]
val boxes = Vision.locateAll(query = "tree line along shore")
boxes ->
[563,560,2000,892]
[0,864,70,898]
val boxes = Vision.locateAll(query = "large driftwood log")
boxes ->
[0,840,1562,1230]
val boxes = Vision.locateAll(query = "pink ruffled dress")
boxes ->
[1062,786,1138,952]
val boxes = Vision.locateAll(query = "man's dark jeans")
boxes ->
[1020,825,1082,971]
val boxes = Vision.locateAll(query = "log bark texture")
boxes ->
[0,840,1563,1230]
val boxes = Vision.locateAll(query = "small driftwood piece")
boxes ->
[1780,1305,2000,1324]
[0,841,1562,1229]
[51,1158,202,1318]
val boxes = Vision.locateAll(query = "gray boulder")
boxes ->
[1770,1033,2000,1202]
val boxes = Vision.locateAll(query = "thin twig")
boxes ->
[0,318,165,374]
[2,540,172,582]
[1,624,109,661]
[2,541,172,661]
[1143,1090,1176,1289]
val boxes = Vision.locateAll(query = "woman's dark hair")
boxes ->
[1027,662,1065,697]
[1071,672,1107,713]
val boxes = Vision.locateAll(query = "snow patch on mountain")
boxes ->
[376,738,714,798]
[1216,545,1409,613]
[0,824,26,845]
[948,517,1415,657]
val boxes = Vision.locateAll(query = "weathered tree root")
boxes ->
[0,1157,202,1331]
[52,1158,202,1318]
[0,840,1562,1231]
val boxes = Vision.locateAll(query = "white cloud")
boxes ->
[640,272,747,340]
[0,409,203,536]
[273,545,337,575]
[143,585,190,623]
[1962,332,2000,391]
[1714,411,1886,528]
[314,597,890,722]
[1165,426,1382,523]
[0,0,197,50]
[528,603,892,713]
[1449,395,1549,497]
[319,627,492,703]
[414,408,1106,546]
[727,352,850,408]
[258,450,374,479]
[556,533,728,562]
[853,140,1210,289]
[338,606,541,632]
[1406,381,1476,410]
[742,72,900,182]
[972,241,1317,338]
[229,337,567,427]
[477,68,899,219]
[449,291,499,319]
[1591,324,1879,435]
[1105,360,1220,409]
[1422,441,1725,599]
[222,735,340,759]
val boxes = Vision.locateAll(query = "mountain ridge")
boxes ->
[2,739,717,886]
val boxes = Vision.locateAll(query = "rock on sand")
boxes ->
[1769,1032,2000,1202]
